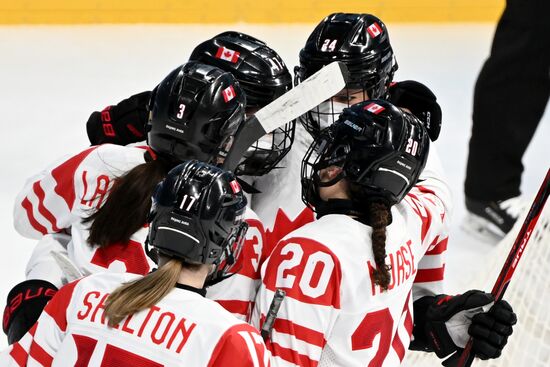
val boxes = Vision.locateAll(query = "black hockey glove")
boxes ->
[3,279,58,344]
[389,80,442,141]
[410,290,516,360]
[86,91,152,146]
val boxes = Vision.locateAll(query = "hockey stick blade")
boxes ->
[222,61,349,171]
[443,168,550,367]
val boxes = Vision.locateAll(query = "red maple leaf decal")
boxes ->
[224,51,232,58]
[264,207,315,257]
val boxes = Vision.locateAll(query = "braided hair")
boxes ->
[368,201,392,290]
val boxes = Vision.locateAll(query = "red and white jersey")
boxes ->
[13,143,268,320]
[252,129,451,299]
[207,208,268,322]
[251,161,451,367]
[0,273,270,367]
[14,144,155,277]
[251,127,316,260]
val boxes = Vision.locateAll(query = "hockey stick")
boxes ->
[261,289,286,341]
[443,168,550,367]
[222,61,349,171]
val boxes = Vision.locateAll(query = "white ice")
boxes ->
[0,24,548,351]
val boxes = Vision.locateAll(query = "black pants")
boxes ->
[465,0,550,201]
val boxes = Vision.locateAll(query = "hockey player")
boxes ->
[85,31,295,184]
[252,13,446,302]
[252,12,442,254]
[1,161,270,367]
[186,32,295,320]
[3,62,247,343]
[252,101,516,366]
[82,31,295,320]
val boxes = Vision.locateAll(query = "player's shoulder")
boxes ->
[282,214,362,247]
[83,143,147,174]
[77,272,141,293]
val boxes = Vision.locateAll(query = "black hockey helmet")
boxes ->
[147,62,246,164]
[148,160,248,284]
[301,99,429,209]
[189,31,295,176]
[296,13,398,139]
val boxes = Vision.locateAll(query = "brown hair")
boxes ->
[369,201,392,290]
[83,158,172,247]
[104,258,183,326]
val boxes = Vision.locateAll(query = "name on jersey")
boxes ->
[77,291,197,353]
[367,240,416,296]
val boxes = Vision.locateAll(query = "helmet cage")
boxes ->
[296,51,397,139]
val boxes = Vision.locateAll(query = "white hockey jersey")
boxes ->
[252,127,451,299]
[251,156,451,367]
[13,143,268,320]
[0,273,270,367]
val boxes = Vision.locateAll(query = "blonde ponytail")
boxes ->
[104,259,183,326]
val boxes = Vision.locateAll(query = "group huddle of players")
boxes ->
[2,12,518,367]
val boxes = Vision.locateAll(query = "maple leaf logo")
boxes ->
[264,208,315,255]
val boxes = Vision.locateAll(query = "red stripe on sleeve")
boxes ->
[268,341,318,367]
[272,317,326,348]
[426,237,448,255]
[414,266,446,283]
[9,342,28,367]
[32,182,61,232]
[43,279,82,332]
[215,300,251,318]
[51,147,97,210]
[416,185,437,196]
[29,340,53,367]
[21,198,48,235]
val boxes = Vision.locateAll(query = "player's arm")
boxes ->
[86,91,151,146]
[252,237,341,367]
[13,146,99,239]
[2,233,72,344]
[1,279,81,364]
[406,145,452,299]
[208,323,270,367]
[410,290,517,360]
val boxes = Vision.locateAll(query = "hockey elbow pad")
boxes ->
[3,279,58,344]
[86,91,151,146]
[389,80,442,141]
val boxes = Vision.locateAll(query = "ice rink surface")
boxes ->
[0,23,548,351]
